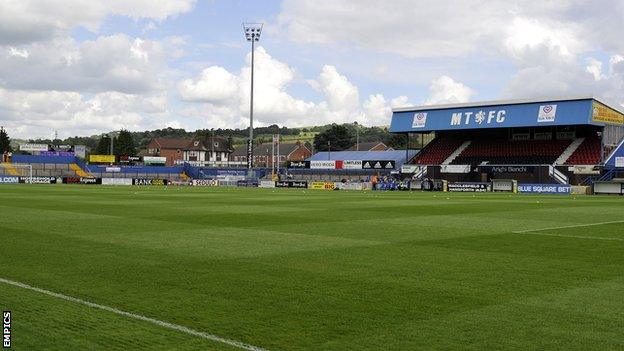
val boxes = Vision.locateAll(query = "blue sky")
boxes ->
[0,0,623,138]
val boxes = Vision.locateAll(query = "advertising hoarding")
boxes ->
[447,182,490,192]
[19,143,48,152]
[89,155,116,163]
[518,184,571,194]
[592,101,624,125]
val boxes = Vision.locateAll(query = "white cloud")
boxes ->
[178,47,405,128]
[502,17,584,67]
[425,76,474,105]
[179,66,239,104]
[0,34,176,94]
[276,0,624,108]
[316,65,359,113]
[586,58,603,81]
[0,88,169,139]
[0,0,196,45]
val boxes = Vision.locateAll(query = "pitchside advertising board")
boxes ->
[102,178,133,185]
[0,176,19,184]
[518,184,571,194]
[192,179,219,186]
[447,182,490,192]
[237,180,259,187]
[21,177,57,184]
[133,179,168,186]
[259,180,276,188]
[62,177,101,184]
[275,180,307,188]
[310,181,335,190]
[390,99,610,132]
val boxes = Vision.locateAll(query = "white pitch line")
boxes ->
[512,220,624,234]
[512,232,624,242]
[0,277,269,351]
[511,220,624,242]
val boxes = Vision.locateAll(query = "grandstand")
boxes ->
[391,96,624,185]
[1,154,187,181]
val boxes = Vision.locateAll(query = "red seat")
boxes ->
[565,137,601,165]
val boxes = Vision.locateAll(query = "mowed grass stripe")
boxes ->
[1,185,623,350]
[0,280,252,351]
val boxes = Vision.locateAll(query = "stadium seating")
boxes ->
[413,138,464,164]
[452,138,573,165]
[565,136,602,165]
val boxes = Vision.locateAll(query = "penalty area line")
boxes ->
[511,220,624,242]
[0,277,269,351]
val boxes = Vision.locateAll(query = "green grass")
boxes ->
[0,185,623,350]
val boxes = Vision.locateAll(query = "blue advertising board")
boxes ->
[390,98,595,132]
[0,176,19,184]
[518,183,571,194]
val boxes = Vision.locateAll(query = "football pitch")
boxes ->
[1,185,623,350]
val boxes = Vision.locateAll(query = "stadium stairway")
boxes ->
[70,163,92,178]
[0,163,20,176]
[555,138,585,164]
[442,140,472,165]
[413,137,464,165]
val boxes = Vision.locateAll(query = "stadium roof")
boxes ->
[390,96,624,133]
[392,95,624,114]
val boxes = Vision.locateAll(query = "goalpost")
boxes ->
[0,164,32,183]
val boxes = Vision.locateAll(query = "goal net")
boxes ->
[0,163,32,183]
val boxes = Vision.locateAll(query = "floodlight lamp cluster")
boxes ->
[243,23,263,42]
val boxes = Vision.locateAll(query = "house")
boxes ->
[230,141,312,167]
[146,138,190,166]
[182,136,232,166]
[146,136,232,166]
[347,141,393,151]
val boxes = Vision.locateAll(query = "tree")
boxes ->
[115,130,136,156]
[313,124,354,152]
[95,135,113,155]
[0,127,12,153]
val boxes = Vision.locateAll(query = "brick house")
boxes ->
[146,138,190,166]
[230,141,312,167]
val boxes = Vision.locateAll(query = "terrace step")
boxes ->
[442,140,471,165]
[555,137,584,165]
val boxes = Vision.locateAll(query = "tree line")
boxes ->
[5,122,424,157]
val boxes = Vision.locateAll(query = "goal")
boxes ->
[0,163,32,183]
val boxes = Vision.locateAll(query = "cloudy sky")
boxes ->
[1,0,623,139]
